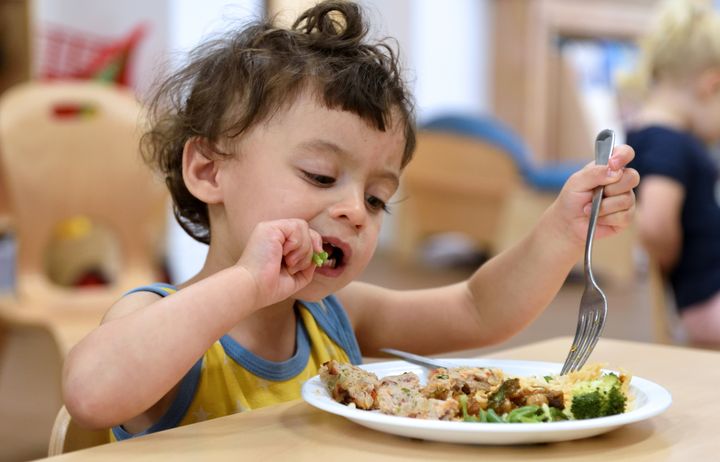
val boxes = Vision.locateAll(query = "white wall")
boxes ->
[411,0,492,121]
[361,0,492,121]
[167,0,263,64]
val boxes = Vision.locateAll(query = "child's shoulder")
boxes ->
[103,282,177,323]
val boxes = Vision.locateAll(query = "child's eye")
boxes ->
[303,171,335,186]
[366,195,390,214]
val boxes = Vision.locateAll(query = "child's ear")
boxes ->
[182,137,223,204]
[695,68,720,99]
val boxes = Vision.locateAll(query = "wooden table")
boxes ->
[43,337,720,461]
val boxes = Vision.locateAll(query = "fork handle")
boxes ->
[379,348,450,369]
[585,130,615,279]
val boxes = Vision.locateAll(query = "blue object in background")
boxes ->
[421,114,585,191]
[0,233,16,295]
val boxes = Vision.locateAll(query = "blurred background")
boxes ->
[0,0,705,460]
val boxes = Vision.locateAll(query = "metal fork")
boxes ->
[379,348,451,369]
[560,129,615,375]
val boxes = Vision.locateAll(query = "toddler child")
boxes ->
[623,0,720,346]
[63,0,639,438]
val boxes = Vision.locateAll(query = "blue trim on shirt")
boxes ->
[301,295,363,365]
[112,358,203,441]
[219,311,311,381]
[123,282,177,298]
[111,285,361,440]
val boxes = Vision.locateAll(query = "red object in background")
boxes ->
[52,103,97,119]
[73,269,109,288]
[37,23,146,88]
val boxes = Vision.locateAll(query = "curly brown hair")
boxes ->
[141,0,416,244]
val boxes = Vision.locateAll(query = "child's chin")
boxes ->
[294,284,337,303]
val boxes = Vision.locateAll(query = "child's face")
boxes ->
[691,68,720,142]
[215,91,406,300]
[695,93,720,143]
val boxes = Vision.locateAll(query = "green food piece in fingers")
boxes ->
[312,251,329,267]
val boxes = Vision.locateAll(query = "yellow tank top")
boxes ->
[112,283,361,441]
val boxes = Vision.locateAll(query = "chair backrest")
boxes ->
[422,114,534,175]
[0,81,167,303]
[398,129,521,257]
[647,259,687,345]
[48,405,110,456]
[421,114,585,192]
[406,130,521,199]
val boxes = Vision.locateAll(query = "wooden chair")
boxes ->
[647,258,687,345]
[0,80,166,458]
[48,406,110,456]
[0,81,167,306]
[400,114,639,284]
[493,186,639,285]
[396,130,521,260]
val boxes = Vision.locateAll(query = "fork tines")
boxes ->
[560,290,607,375]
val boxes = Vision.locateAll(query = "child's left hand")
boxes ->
[549,144,639,248]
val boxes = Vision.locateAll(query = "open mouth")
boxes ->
[322,241,345,269]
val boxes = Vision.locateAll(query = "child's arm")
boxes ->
[344,145,639,356]
[63,219,322,430]
[635,176,684,273]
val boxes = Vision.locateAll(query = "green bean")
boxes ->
[312,251,329,267]
[486,409,505,423]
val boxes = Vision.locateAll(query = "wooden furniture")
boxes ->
[493,0,657,163]
[0,81,167,311]
[40,337,719,460]
[0,0,31,228]
[494,186,639,285]
[396,130,521,260]
[48,406,110,457]
[646,258,687,345]
[0,81,167,459]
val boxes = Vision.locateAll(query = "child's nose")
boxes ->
[329,191,366,230]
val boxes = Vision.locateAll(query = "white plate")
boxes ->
[301,359,672,445]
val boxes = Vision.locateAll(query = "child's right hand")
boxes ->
[236,219,323,308]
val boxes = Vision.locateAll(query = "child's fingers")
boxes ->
[608,144,635,170]
[593,191,636,217]
[278,221,310,272]
[596,204,635,228]
[565,144,637,192]
[602,167,640,197]
[308,228,323,254]
[284,224,322,275]
[566,163,623,192]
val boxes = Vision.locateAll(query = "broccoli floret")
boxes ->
[570,373,627,420]
[604,386,627,416]
[570,390,604,419]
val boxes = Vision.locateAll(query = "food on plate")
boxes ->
[318,360,631,423]
[567,372,627,419]
[319,359,377,409]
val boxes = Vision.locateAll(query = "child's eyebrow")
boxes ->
[298,139,400,187]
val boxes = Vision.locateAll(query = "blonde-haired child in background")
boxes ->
[623,0,720,346]
[62,0,639,439]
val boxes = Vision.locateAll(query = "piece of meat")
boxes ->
[423,367,504,400]
[377,373,459,420]
[488,378,565,413]
[319,360,378,410]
